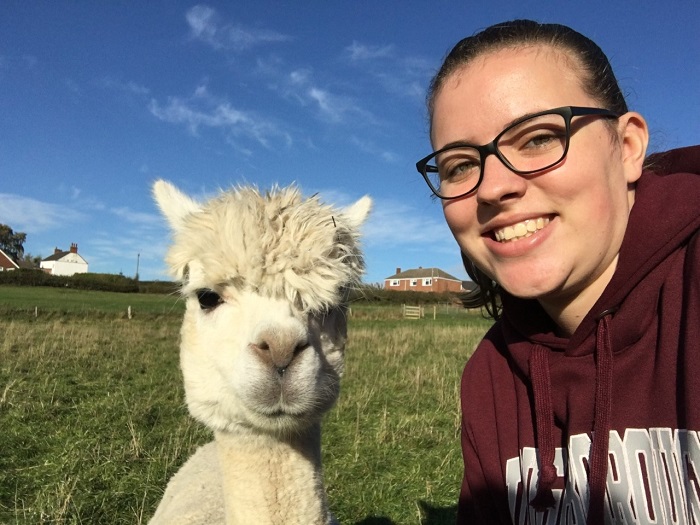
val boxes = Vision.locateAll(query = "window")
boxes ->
[410,279,417,287]
[423,278,432,286]
[390,279,400,287]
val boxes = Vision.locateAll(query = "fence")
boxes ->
[402,304,424,319]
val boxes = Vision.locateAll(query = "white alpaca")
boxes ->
[148,180,371,525]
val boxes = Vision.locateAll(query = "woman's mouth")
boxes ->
[493,217,551,242]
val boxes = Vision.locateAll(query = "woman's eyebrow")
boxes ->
[437,108,550,150]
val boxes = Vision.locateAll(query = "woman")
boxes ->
[416,20,700,524]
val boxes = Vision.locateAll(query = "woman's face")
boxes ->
[431,46,642,320]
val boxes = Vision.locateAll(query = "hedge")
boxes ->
[0,270,138,293]
[0,270,465,304]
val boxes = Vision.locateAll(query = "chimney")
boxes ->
[396,267,401,274]
[70,243,78,253]
[54,247,61,255]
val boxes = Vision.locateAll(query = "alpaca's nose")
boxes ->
[251,328,309,376]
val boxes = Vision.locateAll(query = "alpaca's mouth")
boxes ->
[258,404,308,419]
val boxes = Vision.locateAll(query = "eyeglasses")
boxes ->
[415,106,619,200]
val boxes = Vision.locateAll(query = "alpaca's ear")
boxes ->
[342,196,371,229]
[152,179,200,230]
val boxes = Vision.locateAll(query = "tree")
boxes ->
[21,253,43,268]
[0,224,27,262]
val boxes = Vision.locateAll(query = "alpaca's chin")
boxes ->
[188,396,328,436]
[250,410,321,436]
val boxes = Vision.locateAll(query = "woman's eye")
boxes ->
[521,130,565,150]
[196,289,223,311]
[527,133,555,147]
[444,160,479,182]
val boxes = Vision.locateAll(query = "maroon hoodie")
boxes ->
[457,145,700,524]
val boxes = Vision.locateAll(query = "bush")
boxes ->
[0,269,68,287]
[0,270,139,293]
[349,284,462,306]
[0,272,462,304]
[70,273,139,293]
[137,280,180,295]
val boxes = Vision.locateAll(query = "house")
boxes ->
[384,266,465,293]
[40,243,89,276]
[0,247,19,271]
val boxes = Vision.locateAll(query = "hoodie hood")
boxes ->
[498,145,700,522]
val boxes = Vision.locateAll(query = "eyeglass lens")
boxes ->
[428,112,569,198]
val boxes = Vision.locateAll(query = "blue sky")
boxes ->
[1,1,698,284]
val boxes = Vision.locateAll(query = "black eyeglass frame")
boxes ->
[416,106,620,200]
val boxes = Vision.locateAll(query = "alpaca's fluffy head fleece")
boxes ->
[153,180,371,435]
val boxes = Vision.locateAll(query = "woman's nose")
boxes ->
[475,154,527,205]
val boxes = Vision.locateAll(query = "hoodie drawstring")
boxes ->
[587,311,615,524]
[529,344,557,510]
[529,312,615,524]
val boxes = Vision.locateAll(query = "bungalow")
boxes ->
[0,247,19,271]
[384,266,466,293]
[40,243,89,276]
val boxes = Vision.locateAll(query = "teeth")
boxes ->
[494,217,550,242]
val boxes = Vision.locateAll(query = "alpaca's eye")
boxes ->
[196,289,223,311]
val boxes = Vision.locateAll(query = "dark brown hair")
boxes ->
[428,20,629,319]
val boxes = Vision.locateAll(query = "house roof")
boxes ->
[0,247,19,269]
[42,250,71,262]
[42,250,88,264]
[385,267,461,281]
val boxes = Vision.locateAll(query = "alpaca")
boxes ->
[148,180,371,525]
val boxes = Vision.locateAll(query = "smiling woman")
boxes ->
[417,19,700,525]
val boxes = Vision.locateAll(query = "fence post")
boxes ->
[127,306,132,320]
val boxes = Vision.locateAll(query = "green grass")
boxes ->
[0,287,492,524]
[0,285,183,317]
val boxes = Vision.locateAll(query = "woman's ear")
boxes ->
[618,112,649,184]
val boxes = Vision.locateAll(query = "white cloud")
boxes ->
[261,61,375,125]
[310,190,452,253]
[0,194,87,234]
[376,72,426,100]
[289,68,311,86]
[149,96,245,133]
[349,136,399,164]
[343,40,433,101]
[363,199,452,249]
[186,5,291,51]
[149,91,292,149]
[345,41,394,61]
[308,87,342,122]
[100,77,150,96]
[110,207,162,227]
[193,83,208,97]
[308,86,378,125]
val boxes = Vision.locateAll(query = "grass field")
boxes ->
[0,286,492,524]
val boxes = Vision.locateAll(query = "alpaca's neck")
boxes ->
[214,425,332,525]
